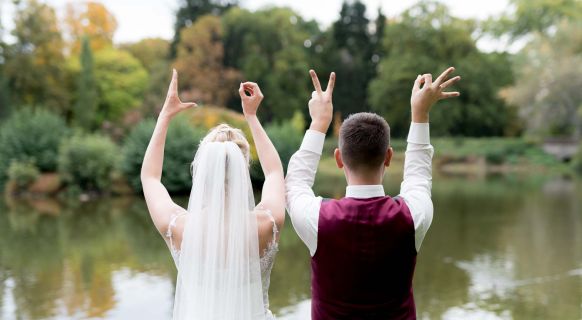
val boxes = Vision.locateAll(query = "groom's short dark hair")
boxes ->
[338,112,390,172]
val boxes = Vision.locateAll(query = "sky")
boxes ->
[1,0,513,50]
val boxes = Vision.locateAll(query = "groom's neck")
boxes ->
[345,167,384,186]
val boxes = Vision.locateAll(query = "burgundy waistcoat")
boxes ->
[311,196,417,320]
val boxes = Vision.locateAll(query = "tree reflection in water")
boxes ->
[0,175,580,319]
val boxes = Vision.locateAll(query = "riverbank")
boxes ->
[2,135,578,199]
[319,136,573,179]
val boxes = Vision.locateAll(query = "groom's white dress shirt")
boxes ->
[285,123,434,256]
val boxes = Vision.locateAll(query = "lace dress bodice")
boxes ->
[166,210,279,319]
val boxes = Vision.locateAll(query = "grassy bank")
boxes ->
[319,137,571,180]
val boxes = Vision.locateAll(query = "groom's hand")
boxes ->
[308,69,335,133]
[410,67,461,123]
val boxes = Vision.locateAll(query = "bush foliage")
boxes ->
[58,134,120,192]
[7,160,40,190]
[265,120,303,173]
[0,108,68,185]
[574,143,582,173]
[122,117,205,194]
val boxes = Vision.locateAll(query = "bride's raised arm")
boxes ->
[141,69,197,236]
[239,82,286,231]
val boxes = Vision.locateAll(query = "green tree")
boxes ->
[93,48,148,124]
[121,38,171,116]
[0,13,9,117]
[139,62,172,117]
[121,38,170,73]
[372,8,386,67]
[485,0,582,39]
[330,1,372,116]
[0,62,9,118]
[73,36,98,129]
[222,7,312,120]
[0,71,9,118]
[5,0,69,113]
[65,1,118,54]
[484,0,582,138]
[504,21,582,137]
[174,15,240,107]
[171,0,238,57]
[314,1,385,119]
[369,2,515,137]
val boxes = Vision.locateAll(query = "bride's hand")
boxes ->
[239,82,263,118]
[160,69,197,119]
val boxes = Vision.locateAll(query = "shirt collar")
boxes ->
[345,185,385,198]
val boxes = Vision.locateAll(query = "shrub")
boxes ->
[122,117,205,193]
[0,108,68,185]
[265,120,303,173]
[7,160,40,190]
[484,149,506,165]
[575,143,582,173]
[58,134,120,192]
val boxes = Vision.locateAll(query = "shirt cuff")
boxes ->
[407,122,430,144]
[300,130,326,155]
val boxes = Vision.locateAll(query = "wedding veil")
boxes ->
[172,141,265,319]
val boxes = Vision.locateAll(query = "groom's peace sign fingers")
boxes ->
[439,75,461,90]
[310,69,323,94]
[326,72,336,95]
[310,69,336,98]
[412,75,422,93]
[440,91,461,99]
[434,67,455,87]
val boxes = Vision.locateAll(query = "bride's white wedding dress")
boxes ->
[164,141,278,320]
[166,210,279,319]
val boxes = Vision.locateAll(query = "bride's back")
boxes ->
[166,208,277,259]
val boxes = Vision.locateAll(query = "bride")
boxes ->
[140,69,285,319]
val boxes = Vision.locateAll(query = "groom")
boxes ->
[286,67,461,319]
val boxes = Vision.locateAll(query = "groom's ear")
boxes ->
[384,147,393,167]
[334,148,344,169]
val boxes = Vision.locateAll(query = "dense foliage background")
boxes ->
[0,0,581,193]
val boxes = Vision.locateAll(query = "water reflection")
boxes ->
[0,197,174,319]
[415,176,582,320]
[0,176,580,319]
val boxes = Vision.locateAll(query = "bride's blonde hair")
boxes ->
[200,124,251,165]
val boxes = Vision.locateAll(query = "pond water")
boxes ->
[0,174,581,319]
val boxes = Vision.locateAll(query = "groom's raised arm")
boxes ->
[285,70,335,256]
[399,67,461,252]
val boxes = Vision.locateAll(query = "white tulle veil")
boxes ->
[172,141,265,320]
